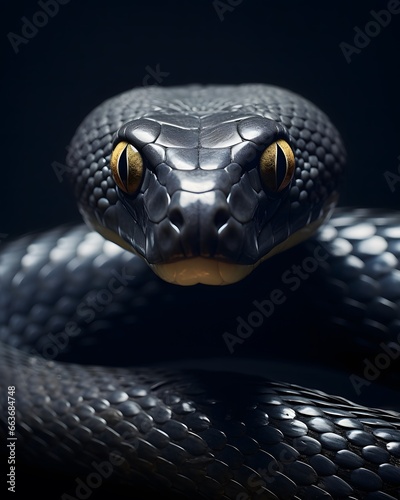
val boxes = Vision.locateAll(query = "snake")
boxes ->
[1,84,400,499]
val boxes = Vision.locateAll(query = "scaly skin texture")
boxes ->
[0,86,399,498]
[66,85,345,268]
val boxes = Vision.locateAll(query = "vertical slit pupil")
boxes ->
[118,146,128,186]
[276,144,287,189]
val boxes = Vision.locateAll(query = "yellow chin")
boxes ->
[150,199,336,286]
[151,258,255,286]
[92,193,337,286]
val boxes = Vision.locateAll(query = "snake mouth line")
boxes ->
[151,207,335,286]
[151,258,256,285]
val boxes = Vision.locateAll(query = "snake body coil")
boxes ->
[1,85,399,498]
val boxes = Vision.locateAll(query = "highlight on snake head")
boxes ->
[66,85,346,285]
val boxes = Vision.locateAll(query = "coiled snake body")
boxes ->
[1,85,400,498]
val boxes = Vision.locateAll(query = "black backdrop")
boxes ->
[1,0,400,239]
[1,1,400,498]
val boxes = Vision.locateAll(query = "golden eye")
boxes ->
[110,141,143,194]
[259,139,295,192]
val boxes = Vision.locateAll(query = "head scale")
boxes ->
[66,85,346,285]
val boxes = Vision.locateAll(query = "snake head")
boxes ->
[66,85,346,285]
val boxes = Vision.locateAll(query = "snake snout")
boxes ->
[143,173,259,285]
[168,190,231,257]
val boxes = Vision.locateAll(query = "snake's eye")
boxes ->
[259,140,295,192]
[110,141,143,195]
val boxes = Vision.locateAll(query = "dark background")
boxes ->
[1,1,400,498]
[1,0,400,240]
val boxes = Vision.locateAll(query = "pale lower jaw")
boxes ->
[151,257,256,286]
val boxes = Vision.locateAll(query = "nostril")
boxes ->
[169,207,184,230]
[214,207,229,230]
